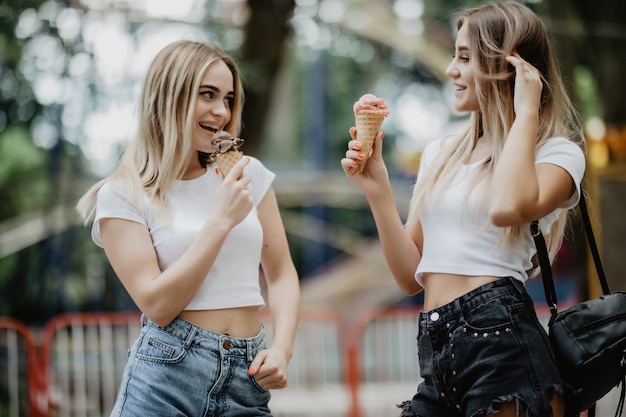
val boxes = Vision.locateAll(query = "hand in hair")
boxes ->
[506,51,543,119]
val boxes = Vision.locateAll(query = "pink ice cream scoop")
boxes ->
[353,93,390,116]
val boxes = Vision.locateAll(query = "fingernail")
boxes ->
[248,368,255,375]
[381,131,385,139]
[358,153,365,159]
[352,161,360,167]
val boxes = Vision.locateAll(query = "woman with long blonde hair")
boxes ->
[342,2,585,416]
[78,40,300,417]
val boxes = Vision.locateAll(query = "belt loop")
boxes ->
[140,314,148,327]
[247,338,255,362]
[454,299,466,324]
[509,276,526,297]
[247,328,263,362]
[453,298,462,315]
[183,324,198,350]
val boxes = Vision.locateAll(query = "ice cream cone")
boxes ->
[355,110,385,173]
[215,150,242,178]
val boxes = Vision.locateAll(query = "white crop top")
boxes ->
[92,156,275,310]
[414,136,585,285]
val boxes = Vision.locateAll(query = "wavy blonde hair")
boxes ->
[408,1,585,264]
[77,40,244,223]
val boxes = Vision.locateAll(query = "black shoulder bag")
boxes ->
[532,194,626,417]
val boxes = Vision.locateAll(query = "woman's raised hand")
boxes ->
[212,157,254,229]
[505,51,543,118]
[341,128,390,195]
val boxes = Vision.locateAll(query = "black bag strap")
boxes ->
[531,220,559,316]
[531,191,610,319]
[578,195,610,294]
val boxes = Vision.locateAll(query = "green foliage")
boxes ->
[0,124,45,183]
[0,0,104,324]
[574,65,601,122]
[0,124,51,225]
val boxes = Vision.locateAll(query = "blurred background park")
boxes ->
[1,0,626,415]
[2,0,626,325]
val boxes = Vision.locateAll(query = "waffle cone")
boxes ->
[215,151,242,178]
[354,110,385,173]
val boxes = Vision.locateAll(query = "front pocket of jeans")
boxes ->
[249,374,268,393]
[136,335,186,364]
[463,298,516,332]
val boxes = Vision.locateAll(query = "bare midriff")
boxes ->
[422,273,501,311]
[179,306,262,338]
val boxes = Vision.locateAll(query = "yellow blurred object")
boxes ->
[393,150,422,176]
[606,126,626,162]
[588,139,610,169]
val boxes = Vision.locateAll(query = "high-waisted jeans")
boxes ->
[110,316,272,417]
[399,277,565,417]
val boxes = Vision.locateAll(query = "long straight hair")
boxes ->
[408,1,585,263]
[77,40,244,223]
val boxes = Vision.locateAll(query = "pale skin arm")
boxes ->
[99,158,254,327]
[248,187,300,389]
[341,130,423,296]
[488,52,576,226]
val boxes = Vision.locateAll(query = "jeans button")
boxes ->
[223,340,232,350]
[430,312,440,322]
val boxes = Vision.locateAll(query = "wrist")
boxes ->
[365,181,393,203]
[514,109,539,123]
[270,342,293,361]
[203,214,233,236]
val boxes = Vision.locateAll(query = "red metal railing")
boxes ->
[0,307,602,417]
[0,317,41,417]
[38,312,141,417]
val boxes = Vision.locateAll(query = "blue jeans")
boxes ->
[399,277,566,417]
[110,316,272,417]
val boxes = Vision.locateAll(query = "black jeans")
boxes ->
[399,277,565,417]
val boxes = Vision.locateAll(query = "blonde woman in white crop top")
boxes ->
[342,2,585,417]
[77,40,299,417]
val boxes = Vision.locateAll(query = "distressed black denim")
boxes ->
[399,277,566,417]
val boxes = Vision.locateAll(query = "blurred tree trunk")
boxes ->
[239,0,295,155]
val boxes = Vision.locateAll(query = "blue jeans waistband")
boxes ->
[141,315,265,362]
